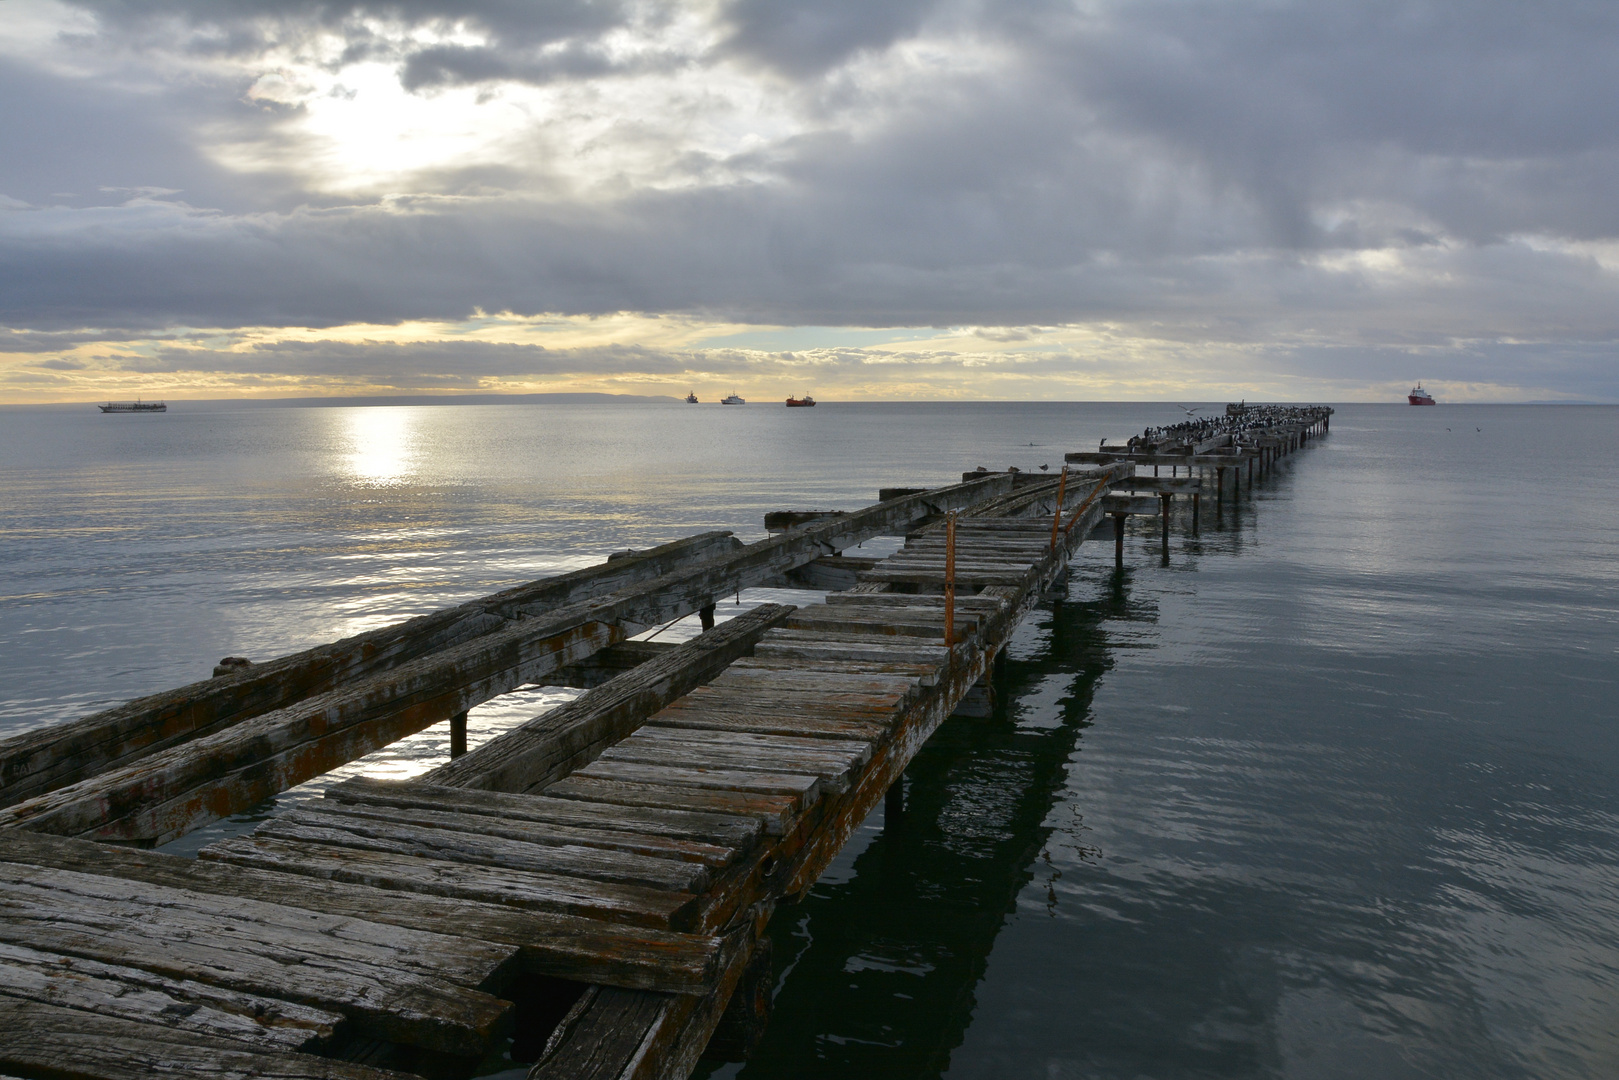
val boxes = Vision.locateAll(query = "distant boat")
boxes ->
[99,400,166,413]
[721,394,746,405]
[785,394,816,407]
[1408,383,1436,406]
[685,392,699,404]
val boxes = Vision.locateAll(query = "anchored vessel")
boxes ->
[784,394,816,407]
[685,392,699,404]
[98,400,166,413]
[721,393,746,405]
[1408,384,1436,405]
[0,404,1334,1080]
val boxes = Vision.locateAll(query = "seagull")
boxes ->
[1176,405,1203,417]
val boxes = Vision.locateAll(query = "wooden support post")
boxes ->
[1048,467,1069,550]
[1159,494,1172,562]
[701,938,774,1063]
[449,711,468,759]
[1216,467,1225,510]
[1192,493,1200,534]
[1113,513,1126,568]
[699,604,716,631]
[943,511,957,646]
[885,776,904,823]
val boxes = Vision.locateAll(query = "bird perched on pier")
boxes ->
[1040,463,1049,471]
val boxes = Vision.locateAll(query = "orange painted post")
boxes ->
[944,511,957,646]
[1049,466,1069,550]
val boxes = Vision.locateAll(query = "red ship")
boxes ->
[1408,383,1436,405]
[785,394,816,407]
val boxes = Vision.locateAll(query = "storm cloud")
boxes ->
[2,0,1616,399]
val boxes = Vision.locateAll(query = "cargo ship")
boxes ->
[785,394,816,407]
[99,400,166,413]
[1408,383,1436,406]
[685,392,699,403]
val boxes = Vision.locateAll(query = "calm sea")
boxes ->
[1,401,1615,1079]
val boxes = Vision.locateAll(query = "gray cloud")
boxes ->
[2,0,1616,399]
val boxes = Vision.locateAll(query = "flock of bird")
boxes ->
[1127,404,1334,449]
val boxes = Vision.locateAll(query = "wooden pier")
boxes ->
[0,406,1330,1079]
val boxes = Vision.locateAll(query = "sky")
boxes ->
[2,0,1616,404]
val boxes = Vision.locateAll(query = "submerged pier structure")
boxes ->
[0,407,1331,1079]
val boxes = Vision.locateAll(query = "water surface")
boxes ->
[1,401,1614,1078]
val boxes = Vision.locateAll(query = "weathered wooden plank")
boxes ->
[726,655,937,676]
[704,669,921,696]
[1102,493,1163,516]
[0,866,512,1056]
[0,620,623,845]
[0,941,342,1053]
[252,810,711,893]
[627,726,872,765]
[749,641,947,668]
[326,777,763,851]
[646,710,890,744]
[1118,476,1203,493]
[0,998,414,1080]
[653,692,901,723]
[599,739,863,794]
[782,612,967,639]
[0,830,727,996]
[540,776,797,836]
[574,760,823,805]
[199,837,700,931]
[0,532,739,810]
[301,799,739,868]
[424,604,795,796]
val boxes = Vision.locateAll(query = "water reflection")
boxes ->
[700,578,1134,1078]
[341,406,418,485]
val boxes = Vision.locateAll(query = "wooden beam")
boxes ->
[0,621,624,844]
[0,532,740,809]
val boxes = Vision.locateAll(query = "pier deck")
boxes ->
[0,407,1330,1079]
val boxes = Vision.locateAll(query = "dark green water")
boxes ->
[1,402,1614,1077]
